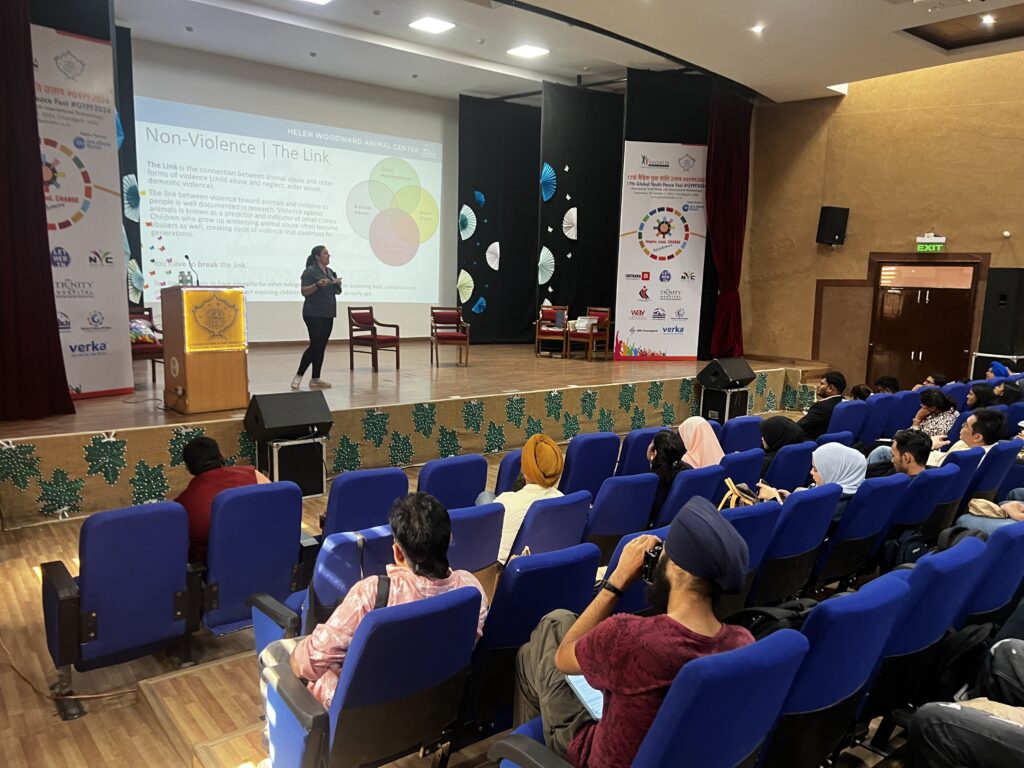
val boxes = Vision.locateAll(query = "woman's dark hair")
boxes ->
[650,430,684,483]
[999,382,1022,405]
[970,382,996,409]
[919,388,956,414]
[874,376,900,393]
[182,436,225,476]
[850,385,872,401]
[388,492,451,579]
[929,373,950,387]
[305,245,327,268]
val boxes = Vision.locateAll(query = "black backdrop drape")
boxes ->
[537,83,624,319]
[1,0,74,419]
[115,25,143,309]
[457,96,540,343]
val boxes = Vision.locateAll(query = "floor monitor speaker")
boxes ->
[244,391,333,442]
[696,358,756,390]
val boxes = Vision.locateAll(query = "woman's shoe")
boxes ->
[291,376,302,390]
[309,378,332,389]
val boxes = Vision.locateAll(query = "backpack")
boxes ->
[936,526,989,551]
[881,529,931,571]
[724,598,819,640]
[925,623,996,702]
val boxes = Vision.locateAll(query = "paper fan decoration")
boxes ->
[457,269,475,303]
[485,242,500,271]
[459,205,477,241]
[562,207,578,240]
[540,162,557,202]
[542,298,552,307]
[127,259,144,304]
[471,296,487,314]
[474,190,486,207]
[538,246,555,285]
[122,174,140,222]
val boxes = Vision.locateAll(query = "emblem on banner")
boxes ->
[637,206,690,261]
[639,286,650,301]
[678,154,696,171]
[54,50,86,80]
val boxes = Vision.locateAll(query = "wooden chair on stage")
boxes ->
[430,306,470,367]
[535,304,569,357]
[129,306,163,382]
[348,306,400,372]
[567,306,612,361]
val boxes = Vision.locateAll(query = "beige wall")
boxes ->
[742,51,1024,361]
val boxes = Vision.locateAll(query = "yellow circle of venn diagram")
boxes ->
[368,157,439,244]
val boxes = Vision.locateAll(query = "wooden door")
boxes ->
[915,288,973,381]
[867,287,919,387]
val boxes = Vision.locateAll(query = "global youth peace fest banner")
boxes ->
[614,141,707,361]
[32,25,133,398]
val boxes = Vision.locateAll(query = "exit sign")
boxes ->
[917,242,945,253]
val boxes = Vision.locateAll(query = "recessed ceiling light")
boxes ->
[409,17,455,34]
[295,0,334,5]
[184,25,194,32]
[827,83,849,95]
[507,44,549,58]
[749,23,765,35]
[981,14,996,25]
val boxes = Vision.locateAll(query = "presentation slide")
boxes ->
[134,96,442,302]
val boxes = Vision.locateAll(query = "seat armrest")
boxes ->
[263,663,330,765]
[378,322,400,332]
[41,561,80,668]
[487,735,572,768]
[250,593,300,656]
[295,535,320,591]
[186,561,206,632]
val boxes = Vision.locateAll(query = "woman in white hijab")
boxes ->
[760,441,866,522]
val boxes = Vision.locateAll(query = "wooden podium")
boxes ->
[161,286,250,414]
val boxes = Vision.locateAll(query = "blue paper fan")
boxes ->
[471,296,487,314]
[459,204,477,241]
[474,190,486,208]
[540,162,557,202]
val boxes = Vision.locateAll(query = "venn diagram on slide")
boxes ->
[345,157,439,267]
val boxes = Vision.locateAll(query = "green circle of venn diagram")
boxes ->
[368,157,439,244]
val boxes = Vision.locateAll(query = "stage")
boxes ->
[0,342,827,530]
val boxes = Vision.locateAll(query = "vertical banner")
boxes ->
[32,25,133,398]
[614,141,707,360]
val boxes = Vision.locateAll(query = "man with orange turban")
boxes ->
[494,434,564,562]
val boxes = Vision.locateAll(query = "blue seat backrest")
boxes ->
[884,537,987,657]
[816,431,854,447]
[721,416,763,455]
[494,450,522,494]
[1006,403,1024,436]
[763,442,814,492]
[940,448,983,504]
[584,474,658,539]
[655,465,725,527]
[967,439,1024,497]
[827,399,867,437]
[448,503,504,573]
[962,522,1024,620]
[417,454,488,510]
[721,501,782,573]
[480,543,600,649]
[559,432,621,497]
[508,490,591,558]
[830,474,910,546]
[615,427,664,477]
[859,393,894,444]
[606,526,670,614]
[78,502,188,664]
[944,410,972,450]
[942,382,969,412]
[632,630,809,767]
[764,483,843,560]
[708,419,722,441]
[323,467,408,535]
[784,575,910,714]
[885,391,922,437]
[715,448,764,503]
[312,527,394,613]
[887,463,958,528]
[204,481,303,631]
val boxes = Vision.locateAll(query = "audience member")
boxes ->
[954,496,1024,535]
[874,376,901,394]
[796,371,847,440]
[967,382,996,410]
[925,408,1006,467]
[678,416,725,469]
[911,388,960,437]
[913,372,949,391]
[988,361,1010,380]
[493,434,564,562]
[759,415,805,478]
[996,381,1022,405]
[850,384,872,401]
[866,428,931,479]
[260,492,489,709]
[647,430,687,525]
[513,497,752,768]
[762,442,865,519]
[175,436,270,562]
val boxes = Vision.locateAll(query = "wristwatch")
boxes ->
[599,580,624,598]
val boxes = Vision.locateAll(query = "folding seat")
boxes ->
[494,449,522,494]
[321,467,407,536]
[714,448,764,504]
[999,460,1024,501]
[958,521,1024,626]
[558,432,621,498]
[826,399,867,438]
[716,501,783,619]
[614,426,663,477]
[653,465,724,527]
[262,588,482,768]
[581,474,658,564]
[505,491,591,562]
[884,390,922,438]
[878,463,958,543]
[488,630,810,768]
[815,431,853,447]
[857,393,894,445]
[1005,402,1024,437]
[720,415,763,454]
[708,418,723,441]
[417,454,488,510]
[918,447,982,541]
[448,503,504,574]
[962,439,1024,504]
[763,442,814,492]
[941,410,973,451]
[42,501,192,718]
[942,382,969,412]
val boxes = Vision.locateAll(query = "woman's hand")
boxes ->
[317,277,329,288]
[912,406,930,426]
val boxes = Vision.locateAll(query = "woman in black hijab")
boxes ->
[760,415,806,478]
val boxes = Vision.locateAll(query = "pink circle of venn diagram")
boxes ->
[345,157,439,267]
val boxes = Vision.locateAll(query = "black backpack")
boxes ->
[936,525,989,551]
[724,598,819,640]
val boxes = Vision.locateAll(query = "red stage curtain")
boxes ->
[0,0,75,420]
[706,86,754,358]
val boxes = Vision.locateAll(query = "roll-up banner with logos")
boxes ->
[613,141,707,361]
[32,25,133,398]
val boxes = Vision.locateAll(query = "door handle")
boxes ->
[917,290,922,303]
[919,350,923,361]
[925,290,930,304]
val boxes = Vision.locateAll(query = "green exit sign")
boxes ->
[917,242,945,253]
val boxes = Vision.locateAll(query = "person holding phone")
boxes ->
[293,245,342,390]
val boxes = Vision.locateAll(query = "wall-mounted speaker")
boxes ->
[816,206,850,245]
[979,268,1024,356]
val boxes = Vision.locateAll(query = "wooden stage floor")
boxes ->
[0,342,823,440]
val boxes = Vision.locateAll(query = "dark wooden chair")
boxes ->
[430,307,470,367]
[535,305,569,357]
[567,306,612,361]
[348,306,400,372]
[129,307,163,382]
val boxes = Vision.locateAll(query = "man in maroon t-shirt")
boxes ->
[514,497,753,768]
[175,436,270,562]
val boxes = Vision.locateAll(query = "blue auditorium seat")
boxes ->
[615,427,663,477]
[815,431,853,447]
[959,522,1024,625]
[858,393,894,445]
[942,382,969,412]
[721,415,763,454]
[963,439,1024,504]
[417,454,488,510]
[558,432,621,497]
[826,399,867,439]
[763,442,814,491]
[716,501,783,619]
[322,467,407,536]
[919,447,983,541]
[884,390,921,438]
[941,410,972,451]
[448,503,504,573]
[879,463,958,541]
[714,448,764,505]
[605,525,671,614]
[653,465,725,527]
[582,474,658,562]
[505,491,591,561]
[494,449,522,494]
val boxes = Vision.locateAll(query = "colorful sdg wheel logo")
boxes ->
[637,206,689,262]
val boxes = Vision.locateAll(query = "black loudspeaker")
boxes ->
[697,358,756,390]
[816,206,849,245]
[979,268,1024,356]
[244,391,333,442]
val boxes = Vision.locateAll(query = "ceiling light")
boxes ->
[827,83,849,95]
[981,14,996,25]
[409,17,455,34]
[295,0,335,5]
[749,23,765,35]
[507,44,549,58]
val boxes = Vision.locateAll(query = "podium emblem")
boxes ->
[183,289,247,353]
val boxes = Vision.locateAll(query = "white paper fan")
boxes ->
[542,298,552,307]
[457,269,475,303]
[538,246,555,284]
[459,204,477,241]
[485,242,500,271]
[562,207,578,240]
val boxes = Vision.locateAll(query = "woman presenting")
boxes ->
[292,245,342,390]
